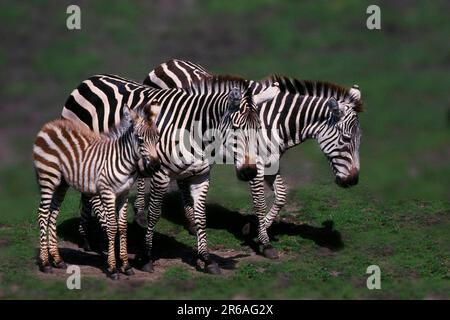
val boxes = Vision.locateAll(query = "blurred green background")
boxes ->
[0,1,448,299]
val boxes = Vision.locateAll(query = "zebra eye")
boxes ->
[342,134,351,142]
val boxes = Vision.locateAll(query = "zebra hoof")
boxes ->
[123,267,135,276]
[53,260,67,269]
[142,261,154,273]
[204,261,221,275]
[108,269,120,280]
[40,264,52,273]
[262,245,279,260]
[82,240,92,252]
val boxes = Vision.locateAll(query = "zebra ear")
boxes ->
[228,87,241,111]
[349,85,361,100]
[145,99,161,124]
[121,104,136,129]
[327,98,344,119]
[253,82,280,106]
[122,104,134,122]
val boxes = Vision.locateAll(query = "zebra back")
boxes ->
[144,59,212,89]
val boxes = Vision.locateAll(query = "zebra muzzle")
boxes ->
[139,157,161,177]
[236,163,257,181]
[335,168,359,188]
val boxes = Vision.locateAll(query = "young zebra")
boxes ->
[33,102,160,279]
[143,59,363,259]
[61,74,279,274]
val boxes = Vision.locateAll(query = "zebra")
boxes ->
[33,102,161,279]
[143,59,363,259]
[61,74,280,274]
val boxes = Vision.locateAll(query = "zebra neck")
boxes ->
[113,130,139,171]
[150,89,230,134]
[274,94,330,151]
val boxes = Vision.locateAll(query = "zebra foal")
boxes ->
[33,101,160,279]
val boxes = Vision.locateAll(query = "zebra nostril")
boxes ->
[335,176,349,188]
[335,170,359,188]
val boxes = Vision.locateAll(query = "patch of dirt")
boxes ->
[316,247,337,258]
[35,239,269,284]
[423,210,450,226]
[232,293,251,300]
[329,270,342,278]
[0,238,10,248]
[425,293,450,300]
[381,245,395,257]
[33,196,344,284]
[273,273,292,290]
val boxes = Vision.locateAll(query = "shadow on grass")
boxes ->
[135,191,344,251]
[57,217,246,273]
[56,191,343,273]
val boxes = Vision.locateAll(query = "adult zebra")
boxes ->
[62,74,280,274]
[33,103,160,279]
[142,59,363,259]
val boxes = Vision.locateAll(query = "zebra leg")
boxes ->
[79,194,93,252]
[91,195,107,230]
[91,195,108,252]
[133,177,147,220]
[188,174,220,275]
[100,190,119,279]
[48,182,69,269]
[37,195,53,273]
[36,172,63,273]
[249,170,279,259]
[264,174,287,229]
[177,180,196,235]
[117,196,134,276]
[142,172,170,273]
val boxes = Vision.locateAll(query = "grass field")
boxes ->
[0,1,449,299]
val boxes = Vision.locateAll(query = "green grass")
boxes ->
[1,171,448,299]
[0,1,449,299]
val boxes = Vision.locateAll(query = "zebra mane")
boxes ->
[51,119,128,143]
[185,75,250,94]
[262,75,364,112]
[98,107,136,141]
[54,119,100,140]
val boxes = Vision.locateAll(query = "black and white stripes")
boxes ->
[60,73,279,274]
[144,60,363,258]
[42,57,364,276]
[33,103,160,278]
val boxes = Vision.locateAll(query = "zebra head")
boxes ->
[316,85,362,188]
[124,101,161,177]
[222,82,280,181]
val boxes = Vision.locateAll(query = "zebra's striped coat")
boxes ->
[144,59,363,258]
[34,103,160,278]
[61,74,280,274]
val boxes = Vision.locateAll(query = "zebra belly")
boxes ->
[61,160,102,195]
[113,175,138,195]
[163,162,210,180]
[158,149,210,179]
[65,173,100,195]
